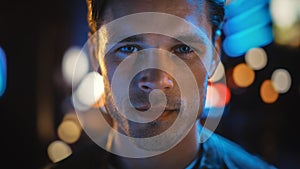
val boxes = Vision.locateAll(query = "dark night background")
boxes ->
[0,0,299,169]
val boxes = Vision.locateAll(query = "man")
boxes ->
[51,0,277,168]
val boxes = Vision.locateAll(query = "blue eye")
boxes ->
[119,45,138,53]
[175,45,193,54]
[173,45,195,60]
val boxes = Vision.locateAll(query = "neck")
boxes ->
[112,121,201,169]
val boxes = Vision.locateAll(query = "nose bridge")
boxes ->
[134,39,174,92]
[144,68,168,82]
[138,69,173,92]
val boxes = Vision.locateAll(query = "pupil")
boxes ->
[181,46,189,52]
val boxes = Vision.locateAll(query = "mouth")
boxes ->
[135,106,180,122]
[156,109,179,121]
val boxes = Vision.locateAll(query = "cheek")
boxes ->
[188,59,209,90]
[102,57,118,84]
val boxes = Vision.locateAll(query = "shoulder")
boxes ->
[50,142,110,169]
[201,132,278,169]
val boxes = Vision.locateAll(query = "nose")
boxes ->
[138,69,174,92]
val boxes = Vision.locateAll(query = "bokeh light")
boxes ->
[209,62,225,82]
[63,112,81,127]
[205,84,220,108]
[47,140,72,163]
[271,69,292,94]
[92,94,105,108]
[270,0,300,47]
[74,71,104,107]
[57,120,82,144]
[0,46,7,97]
[205,82,231,108]
[213,83,231,107]
[271,0,298,28]
[72,94,91,112]
[223,0,273,57]
[260,79,279,104]
[233,63,255,87]
[245,48,268,70]
[62,46,89,87]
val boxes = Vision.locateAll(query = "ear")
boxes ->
[88,32,102,75]
[208,32,221,78]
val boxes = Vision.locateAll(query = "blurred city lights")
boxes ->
[205,82,231,108]
[209,62,225,82]
[205,84,220,108]
[62,46,89,87]
[213,83,231,107]
[260,79,279,104]
[72,94,91,112]
[271,69,292,94]
[74,71,104,107]
[225,0,270,19]
[233,63,255,88]
[223,24,273,57]
[0,47,7,97]
[63,112,81,127]
[245,48,268,70]
[47,140,72,163]
[223,0,273,57]
[57,120,82,144]
[270,0,299,28]
[270,0,300,47]
[223,2,272,36]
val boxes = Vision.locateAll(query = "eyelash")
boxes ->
[119,45,139,53]
[115,44,194,59]
[173,45,193,54]
[172,44,194,59]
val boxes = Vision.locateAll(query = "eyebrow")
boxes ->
[115,33,208,45]
[173,33,208,45]
[119,36,145,43]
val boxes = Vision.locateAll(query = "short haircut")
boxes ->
[86,0,225,37]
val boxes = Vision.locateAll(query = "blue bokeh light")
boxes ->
[0,47,7,97]
[223,0,273,57]
[223,3,272,36]
[223,24,273,57]
[225,0,269,19]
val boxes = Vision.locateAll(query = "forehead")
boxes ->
[100,0,209,28]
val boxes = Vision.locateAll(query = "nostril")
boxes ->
[141,85,150,91]
[137,71,174,92]
[138,82,153,92]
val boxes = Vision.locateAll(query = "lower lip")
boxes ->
[156,110,177,121]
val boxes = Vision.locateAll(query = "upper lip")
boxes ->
[134,105,179,111]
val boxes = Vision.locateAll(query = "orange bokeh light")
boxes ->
[260,79,279,104]
[233,63,255,88]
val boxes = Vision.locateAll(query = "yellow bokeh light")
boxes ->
[233,63,255,87]
[63,112,82,127]
[260,80,279,104]
[47,140,72,163]
[57,120,82,144]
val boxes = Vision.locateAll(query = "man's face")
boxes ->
[96,0,216,138]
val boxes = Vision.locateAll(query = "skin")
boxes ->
[91,0,221,168]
